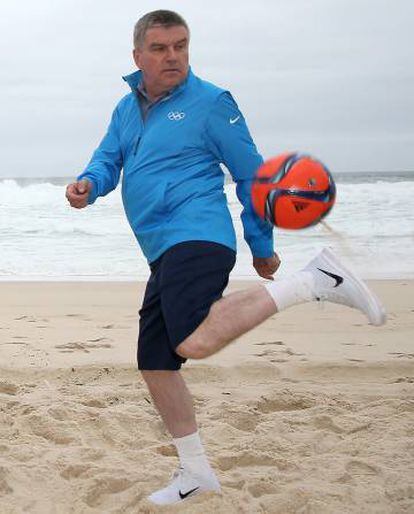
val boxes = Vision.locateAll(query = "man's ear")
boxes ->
[133,48,141,69]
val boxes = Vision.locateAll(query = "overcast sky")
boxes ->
[0,0,413,177]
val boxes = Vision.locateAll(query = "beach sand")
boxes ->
[0,280,413,513]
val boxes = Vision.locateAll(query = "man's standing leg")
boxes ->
[141,371,197,438]
[140,371,220,505]
[138,242,234,505]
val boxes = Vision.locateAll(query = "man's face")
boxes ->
[133,25,189,97]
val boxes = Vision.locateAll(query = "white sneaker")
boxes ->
[304,248,386,326]
[148,466,221,506]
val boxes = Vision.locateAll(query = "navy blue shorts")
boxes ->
[137,241,236,370]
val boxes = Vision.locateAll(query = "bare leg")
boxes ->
[141,370,197,438]
[176,285,276,359]
[176,247,387,361]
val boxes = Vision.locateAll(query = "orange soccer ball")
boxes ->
[251,153,336,229]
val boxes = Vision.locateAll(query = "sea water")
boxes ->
[0,172,413,281]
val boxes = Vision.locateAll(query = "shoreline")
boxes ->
[1,279,412,370]
[1,275,414,283]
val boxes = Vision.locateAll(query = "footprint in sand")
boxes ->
[81,448,106,462]
[345,460,379,477]
[80,399,108,409]
[224,410,262,432]
[14,315,42,324]
[222,478,245,490]
[26,414,80,445]
[100,324,130,330]
[254,341,284,346]
[265,347,304,358]
[209,403,262,432]
[216,452,298,473]
[254,343,303,359]
[2,341,28,346]
[389,352,414,359]
[83,477,134,508]
[283,348,305,356]
[392,377,414,383]
[255,393,314,413]
[248,481,280,498]
[60,464,93,480]
[55,341,113,353]
[0,467,13,495]
[25,348,49,367]
[254,348,279,357]
[314,415,345,434]
[216,452,277,472]
[154,444,177,457]
[0,382,19,395]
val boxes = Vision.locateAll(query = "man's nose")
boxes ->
[166,46,178,61]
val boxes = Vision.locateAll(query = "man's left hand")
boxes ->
[253,253,281,280]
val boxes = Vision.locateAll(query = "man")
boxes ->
[66,10,386,506]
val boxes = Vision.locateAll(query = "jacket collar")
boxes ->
[122,67,193,98]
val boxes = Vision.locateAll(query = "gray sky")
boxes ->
[0,0,413,177]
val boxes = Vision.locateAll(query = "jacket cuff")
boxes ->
[248,234,274,258]
[76,174,98,205]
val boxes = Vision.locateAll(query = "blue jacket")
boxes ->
[78,69,273,263]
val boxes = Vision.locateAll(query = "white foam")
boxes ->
[1,178,413,280]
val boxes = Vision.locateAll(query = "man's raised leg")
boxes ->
[177,248,386,360]
[177,285,278,359]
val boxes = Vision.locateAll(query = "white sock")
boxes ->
[173,431,212,476]
[264,271,315,312]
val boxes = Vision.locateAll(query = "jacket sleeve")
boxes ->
[77,105,123,204]
[204,92,274,258]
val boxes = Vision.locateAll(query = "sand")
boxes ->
[0,280,413,513]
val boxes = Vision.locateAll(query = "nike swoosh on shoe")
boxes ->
[317,267,344,287]
[179,487,199,499]
[317,248,386,325]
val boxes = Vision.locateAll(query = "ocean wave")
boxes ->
[1,178,413,279]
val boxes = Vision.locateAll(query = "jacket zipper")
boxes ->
[132,91,174,157]
[132,90,144,157]
[133,136,141,156]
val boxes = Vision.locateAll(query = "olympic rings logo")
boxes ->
[168,111,186,121]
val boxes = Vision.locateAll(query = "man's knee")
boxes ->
[140,369,157,386]
[141,369,170,380]
[140,369,178,386]
[140,369,154,380]
[176,337,210,360]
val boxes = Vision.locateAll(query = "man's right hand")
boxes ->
[65,179,92,209]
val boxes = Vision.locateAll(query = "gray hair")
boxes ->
[133,10,189,49]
